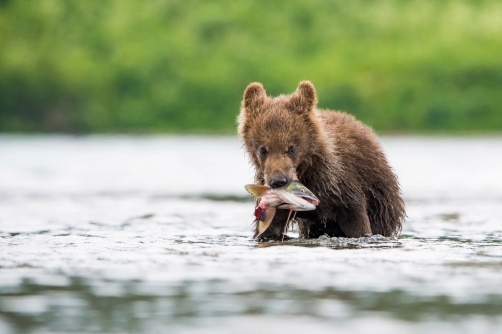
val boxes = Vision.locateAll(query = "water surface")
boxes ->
[1,135,501,333]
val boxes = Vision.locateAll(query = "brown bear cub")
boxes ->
[238,81,405,240]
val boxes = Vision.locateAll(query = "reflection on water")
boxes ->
[1,135,502,333]
[2,277,502,333]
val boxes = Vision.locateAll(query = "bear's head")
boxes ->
[238,81,328,188]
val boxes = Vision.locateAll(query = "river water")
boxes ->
[0,135,501,333]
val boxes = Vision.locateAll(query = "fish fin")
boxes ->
[256,206,277,237]
[257,220,271,235]
[245,184,270,198]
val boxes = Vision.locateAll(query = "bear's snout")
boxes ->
[270,175,288,189]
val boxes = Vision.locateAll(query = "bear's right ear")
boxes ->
[242,82,266,113]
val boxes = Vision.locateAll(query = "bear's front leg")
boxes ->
[296,204,371,238]
[335,204,372,237]
[253,210,290,241]
[294,210,346,238]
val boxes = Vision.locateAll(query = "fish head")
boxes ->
[283,180,319,207]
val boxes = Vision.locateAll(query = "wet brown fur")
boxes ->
[238,81,406,240]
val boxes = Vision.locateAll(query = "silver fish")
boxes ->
[245,180,319,237]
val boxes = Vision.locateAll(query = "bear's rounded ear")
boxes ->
[288,81,317,115]
[242,82,266,113]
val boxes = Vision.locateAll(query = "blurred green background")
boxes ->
[0,0,501,134]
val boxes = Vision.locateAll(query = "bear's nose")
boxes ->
[270,176,287,189]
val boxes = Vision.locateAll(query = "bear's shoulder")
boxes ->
[317,109,375,137]
[313,108,381,158]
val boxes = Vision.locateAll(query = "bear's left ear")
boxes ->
[287,81,317,115]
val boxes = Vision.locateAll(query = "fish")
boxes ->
[245,180,319,238]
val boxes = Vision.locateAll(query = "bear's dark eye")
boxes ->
[287,146,296,155]
[259,147,268,156]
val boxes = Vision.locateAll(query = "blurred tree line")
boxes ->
[0,0,501,133]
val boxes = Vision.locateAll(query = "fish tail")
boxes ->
[245,184,270,198]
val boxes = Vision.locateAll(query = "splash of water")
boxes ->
[256,234,402,249]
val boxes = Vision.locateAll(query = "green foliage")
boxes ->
[0,0,501,133]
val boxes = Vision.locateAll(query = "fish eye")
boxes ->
[287,146,295,154]
[300,188,305,192]
[259,147,268,156]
